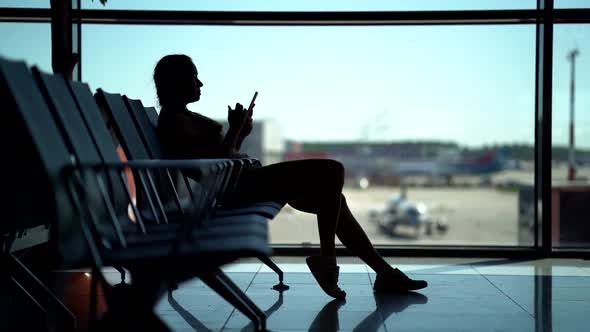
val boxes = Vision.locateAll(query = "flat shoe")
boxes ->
[373,268,428,292]
[306,256,346,300]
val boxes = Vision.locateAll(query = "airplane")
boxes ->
[369,189,450,238]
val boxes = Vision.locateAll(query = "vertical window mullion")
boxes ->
[535,0,554,255]
[72,0,81,81]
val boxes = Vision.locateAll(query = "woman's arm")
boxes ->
[236,116,253,151]
[220,125,242,156]
[159,104,251,159]
[222,102,253,156]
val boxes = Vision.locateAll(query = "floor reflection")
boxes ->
[354,292,428,332]
[306,292,429,332]
[308,298,346,331]
[166,282,429,332]
[168,291,214,332]
[168,287,285,332]
[535,266,552,332]
[5,258,590,331]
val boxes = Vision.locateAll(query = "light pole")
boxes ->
[567,49,579,181]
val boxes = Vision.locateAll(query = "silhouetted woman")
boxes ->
[155,54,427,299]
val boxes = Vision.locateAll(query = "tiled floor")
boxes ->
[5,257,590,331]
[152,257,590,331]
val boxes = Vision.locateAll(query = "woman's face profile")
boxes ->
[154,55,204,107]
[187,64,203,103]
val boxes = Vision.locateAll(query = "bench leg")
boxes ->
[257,254,289,291]
[200,271,267,331]
[215,270,267,321]
[113,265,126,283]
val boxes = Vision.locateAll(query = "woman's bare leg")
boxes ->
[334,195,391,274]
[235,159,426,293]
[296,194,427,291]
[235,159,345,257]
[291,194,388,272]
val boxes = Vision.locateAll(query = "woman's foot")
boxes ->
[306,256,347,300]
[373,267,428,293]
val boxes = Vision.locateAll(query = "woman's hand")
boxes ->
[227,103,248,130]
[240,116,253,139]
[240,102,255,138]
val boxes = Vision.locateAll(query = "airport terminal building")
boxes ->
[1,1,590,331]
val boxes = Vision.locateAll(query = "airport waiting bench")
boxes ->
[0,57,272,331]
[92,89,288,290]
[126,97,285,219]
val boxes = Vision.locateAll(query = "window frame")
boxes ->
[1,0,589,258]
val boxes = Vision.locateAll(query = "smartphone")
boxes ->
[246,91,258,117]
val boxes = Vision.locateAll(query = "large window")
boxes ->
[1,1,49,9]
[83,24,536,246]
[556,0,590,8]
[0,23,52,72]
[551,24,590,248]
[2,1,589,254]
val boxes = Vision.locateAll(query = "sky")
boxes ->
[0,0,589,149]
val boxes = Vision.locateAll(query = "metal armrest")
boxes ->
[63,159,233,260]
[78,159,229,217]
[76,159,230,181]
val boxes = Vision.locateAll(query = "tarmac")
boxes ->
[268,166,590,246]
[269,186,520,246]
